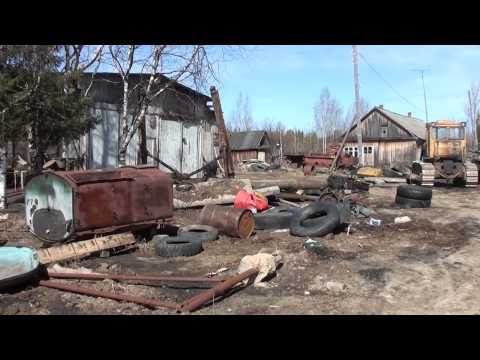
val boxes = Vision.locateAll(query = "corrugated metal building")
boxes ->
[229,130,273,163]
[67,73,218,178]
[343,105,426,167]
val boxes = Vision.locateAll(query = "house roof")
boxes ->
[229,130,270,151]
[82,72,212,101]
[346,106,426,140]
[378,108,426,139]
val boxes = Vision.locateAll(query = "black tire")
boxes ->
[290,202,341,237]
[154,236,203,257]
[397,185,432,200]
[304,189,322,196]
[177,225,219,243]
[383,167,403,178]
[254,207,300,230]
[395,195,431,208]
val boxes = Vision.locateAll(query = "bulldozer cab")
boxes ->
[425,120,466,161]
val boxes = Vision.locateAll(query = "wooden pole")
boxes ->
[329,113,358,172]
[210,86,235,178]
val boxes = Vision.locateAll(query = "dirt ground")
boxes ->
[2,182,480,315]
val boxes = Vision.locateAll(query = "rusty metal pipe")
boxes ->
[39,280,180,311]
[47,271,224,284]
[180,268,258,313]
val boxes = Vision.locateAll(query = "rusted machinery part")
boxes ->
[47,271,225,283]
[39,280,180,311]
[464,161,478,187]
[25,167,173,243]
[180,268,259,313]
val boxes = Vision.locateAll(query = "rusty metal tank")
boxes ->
[199,205,254,239]
[25,166,173,243]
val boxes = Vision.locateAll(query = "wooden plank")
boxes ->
[37,234,137,265]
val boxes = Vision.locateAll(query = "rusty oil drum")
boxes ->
[199,205,254,239]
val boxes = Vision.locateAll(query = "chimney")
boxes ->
[407,112,412,117]
[379,105,383,109]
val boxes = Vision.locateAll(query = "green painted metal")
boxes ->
[25,173,73,240]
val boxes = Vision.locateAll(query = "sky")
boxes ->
[213,45,480,131]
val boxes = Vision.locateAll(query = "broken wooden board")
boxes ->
[173,178,252,209]
[37,233,137,265]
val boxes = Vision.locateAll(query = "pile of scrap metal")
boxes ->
[251,173,372,238]
[0,245,260,313]
[238,159,276,173]
[303,145,358,176]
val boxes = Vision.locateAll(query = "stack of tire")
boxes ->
[395,185,432,208]
[153,225,218,257]
[254,202,342,238]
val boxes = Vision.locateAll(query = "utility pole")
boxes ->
[279,128,283,159]
[411,69,429,122]
[0,109,7,209]
[352,45,363,166]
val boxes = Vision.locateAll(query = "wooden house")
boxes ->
[343,105,426,167]
[229,130,273,164]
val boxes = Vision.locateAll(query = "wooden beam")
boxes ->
[210,86,235,178]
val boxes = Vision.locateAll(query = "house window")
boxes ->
[381,126,388,137]
[368,146,372,154]
[345,147,359,157]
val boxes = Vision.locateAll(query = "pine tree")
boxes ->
[0,45,98,173]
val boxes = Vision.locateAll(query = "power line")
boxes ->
[358,51,426,115]
[410,69,429,122]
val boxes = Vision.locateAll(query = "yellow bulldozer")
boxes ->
[411,120,478,187]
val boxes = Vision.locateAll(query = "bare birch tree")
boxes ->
[465,82,480,150]
[61,45,104,96]
[106,45,241,165]
[230,92,255,131]
[314,88,343,153]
